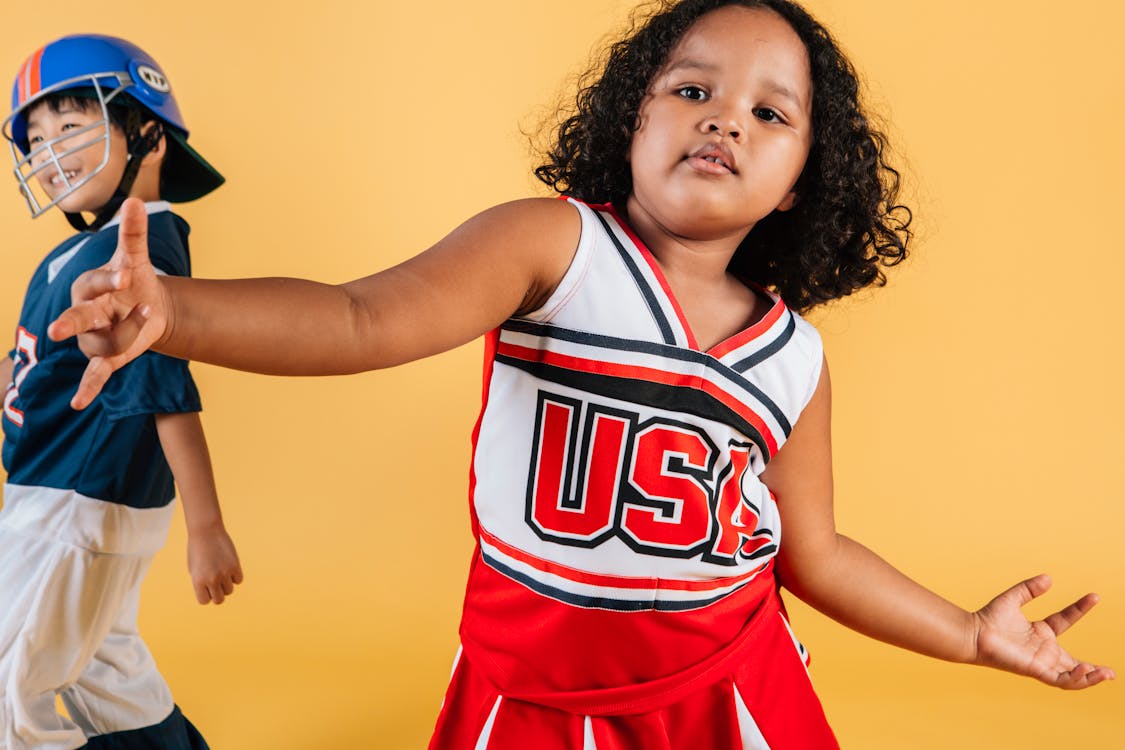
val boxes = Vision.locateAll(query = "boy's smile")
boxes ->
[626,5,813,247]
[24,101,128,216]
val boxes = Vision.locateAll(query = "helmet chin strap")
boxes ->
[64,114,164,233]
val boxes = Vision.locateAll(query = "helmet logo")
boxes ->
[136,64,170,93]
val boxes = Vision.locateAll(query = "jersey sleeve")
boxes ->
[100,352,201,420]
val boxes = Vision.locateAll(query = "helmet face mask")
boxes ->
[2,73,129,217]
[4,34,223,223]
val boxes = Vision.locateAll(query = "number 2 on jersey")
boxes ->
[3,327,39,427]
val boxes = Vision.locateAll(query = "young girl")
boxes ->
[48,1,1113,748]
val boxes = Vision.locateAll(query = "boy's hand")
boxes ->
[47,197,170,410]
[972,574,1115,689]
[187,524,244,605]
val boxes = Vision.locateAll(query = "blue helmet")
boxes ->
[2,33,223,218]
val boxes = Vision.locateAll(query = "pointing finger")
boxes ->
[116,197,150,268]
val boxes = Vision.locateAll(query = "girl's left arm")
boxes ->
[765,358,1115,689]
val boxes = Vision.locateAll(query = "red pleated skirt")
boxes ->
[429,586,838,750]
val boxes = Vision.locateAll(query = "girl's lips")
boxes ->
[686,155,734,175]
[686,143,736,174]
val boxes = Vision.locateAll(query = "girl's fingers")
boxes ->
[47,291,118,342]
[1056,663,1115,690]
[995,574,1051,610]
[70,357,117,411]
[1043,593,1100,637]
[48,198,148,343]
[70,316,159,409]
[115,197,150,266]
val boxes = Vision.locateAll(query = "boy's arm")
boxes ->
[765,358,1114,689]
[0,355,12,390]
[155,410,243,605]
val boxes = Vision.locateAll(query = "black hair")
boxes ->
[28,92,172,197]
[535,0,912,313]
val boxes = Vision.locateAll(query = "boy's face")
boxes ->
[22,97,128,215]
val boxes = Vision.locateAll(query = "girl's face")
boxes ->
[627,5,812,244]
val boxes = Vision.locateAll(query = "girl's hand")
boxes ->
[187,524,244,605]
[973,574,1115,689]
[47,197,169,410]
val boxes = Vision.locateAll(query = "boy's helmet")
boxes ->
[1,34,223,226]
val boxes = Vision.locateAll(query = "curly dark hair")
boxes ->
[535,0,912,313]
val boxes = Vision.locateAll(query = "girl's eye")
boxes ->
[754,108,784,124]
[28,135,42,145]
[676,85,708,102]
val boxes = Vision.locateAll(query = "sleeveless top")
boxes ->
[460,198,824,699]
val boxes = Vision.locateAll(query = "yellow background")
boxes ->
[1,0,1122,747]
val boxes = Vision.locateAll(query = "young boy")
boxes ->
[0,35,241,750]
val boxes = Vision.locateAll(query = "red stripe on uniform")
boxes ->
[497,342,780,456]
[707,297,787,360]
[480,528,769,593]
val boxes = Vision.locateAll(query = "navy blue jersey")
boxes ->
[2,203,201,508]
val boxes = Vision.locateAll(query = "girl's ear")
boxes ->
[777,191,798,212]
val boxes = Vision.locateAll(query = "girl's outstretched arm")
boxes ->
[49,197,581,409]
[766,358,1115,690]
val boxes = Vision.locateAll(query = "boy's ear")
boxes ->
[139,121,166,166]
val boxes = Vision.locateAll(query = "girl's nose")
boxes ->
[702,110,743,141]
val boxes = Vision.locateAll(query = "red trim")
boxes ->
[589,202,793,360]
[497,341,779,456]
[480,527,769,593]
[707,295,787,360]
